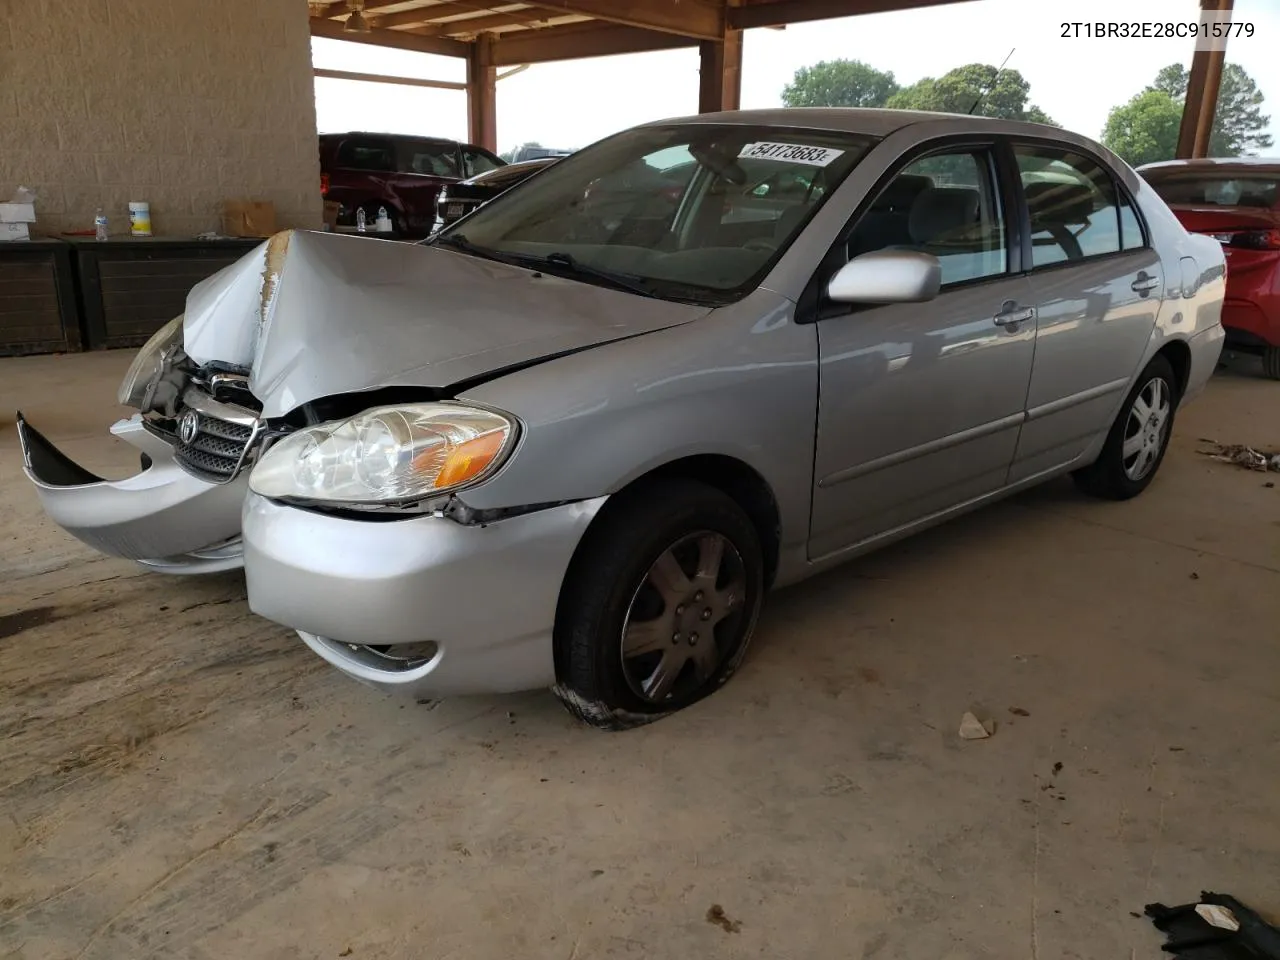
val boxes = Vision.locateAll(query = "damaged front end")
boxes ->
[17,317,269,574]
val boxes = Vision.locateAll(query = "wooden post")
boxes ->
[698,0,742,113]
[1176,0,1233,159]
[467,34,497,152]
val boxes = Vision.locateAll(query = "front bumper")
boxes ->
[17,413,248,571]
[242,493,607,698]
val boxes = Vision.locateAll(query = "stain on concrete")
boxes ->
[0,605,60,640]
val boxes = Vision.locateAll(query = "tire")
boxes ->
[1263,346,1280,381]
[552,478,765,730]
[1073,354,1178,501]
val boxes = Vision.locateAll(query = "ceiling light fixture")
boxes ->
[344,0,372,33]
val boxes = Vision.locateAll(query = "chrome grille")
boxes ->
[145,391,262,483]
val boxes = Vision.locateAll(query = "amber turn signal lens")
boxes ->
[433,431,507,489]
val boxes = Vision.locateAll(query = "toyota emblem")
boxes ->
[178,410,200,445]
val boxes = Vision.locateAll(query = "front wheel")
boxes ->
[1073,354,1178,500]
[553,479,764,730]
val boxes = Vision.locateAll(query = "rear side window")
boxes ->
[400,142,461,177]
[336,138,394,172]
[1119,192,1145,250]
[1015,147,1122,266]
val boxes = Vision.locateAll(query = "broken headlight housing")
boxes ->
[117,314,184,409]
[249,402,517,506]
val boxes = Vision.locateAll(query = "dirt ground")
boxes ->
[1,350,1278,960]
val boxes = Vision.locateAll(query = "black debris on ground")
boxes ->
[1145,892,1280,958]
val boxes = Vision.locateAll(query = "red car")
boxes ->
[1140,158,1280,378]
[319,132,505,237]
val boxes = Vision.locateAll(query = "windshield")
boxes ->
[435,123,877,303]
[1144,170,1279,209]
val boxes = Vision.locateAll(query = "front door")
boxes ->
[1006,143,1164,482]
[810,144,1036,559]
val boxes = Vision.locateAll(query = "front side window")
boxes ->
[435,124,877,304]
[847,149,1008,286]
[337,138,394,172]
[1015,147,1122,266]
[400,142,461,178]
[463,148,503,178]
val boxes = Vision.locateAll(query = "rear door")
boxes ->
[1007,143,1163,483]
[809,141,1037,558]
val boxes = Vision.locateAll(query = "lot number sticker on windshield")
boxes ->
[738,142,844,166]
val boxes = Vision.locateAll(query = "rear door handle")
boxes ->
[994,301,1035,329]
[1132,272,1160,295]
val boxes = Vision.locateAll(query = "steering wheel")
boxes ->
[744,237,777,253]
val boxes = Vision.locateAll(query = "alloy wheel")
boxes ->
[619,531,747,703]
[1122,376,1172,482]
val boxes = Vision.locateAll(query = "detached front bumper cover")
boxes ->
[16,412,249,569]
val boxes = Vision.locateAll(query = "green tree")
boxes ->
[1147,62,1273,156]
[781,59,900,108]
[1101,89,1184,167]
[886,63,1056,124]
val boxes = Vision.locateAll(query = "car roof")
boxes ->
[654,107,1067,139]
[1139,157,1280,174]
[319,131,463,145]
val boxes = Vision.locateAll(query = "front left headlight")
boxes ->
[249,402,517,506]
[117,314,184,408]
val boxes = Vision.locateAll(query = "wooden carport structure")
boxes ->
[308,0,1234,159]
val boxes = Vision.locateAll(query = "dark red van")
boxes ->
[319,132,505,237]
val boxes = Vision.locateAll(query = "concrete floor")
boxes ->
[1,350,1278,960]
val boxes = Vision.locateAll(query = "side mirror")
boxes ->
[826,250,942,305]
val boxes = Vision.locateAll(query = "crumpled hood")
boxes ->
[183,230,709,418]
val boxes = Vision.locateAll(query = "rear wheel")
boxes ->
[1073,354,1178,500]
[553,479,764,730]
[1263,346,1280,380]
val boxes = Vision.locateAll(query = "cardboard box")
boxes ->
[322,200,341,232]
[220,200,277,238]
[0,222,30,242]
[0,202,36,223]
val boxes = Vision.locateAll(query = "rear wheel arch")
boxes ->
[1155,339,1192,400]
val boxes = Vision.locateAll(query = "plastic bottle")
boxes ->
[375,206,392,233]
[94,208,109,242]
[355,207,367,233]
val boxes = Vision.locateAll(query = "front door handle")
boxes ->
[994,301,1035,329]
[1132,272,1160,295]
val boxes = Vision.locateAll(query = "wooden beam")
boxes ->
[492,20,700,64]
[309,16,471,57]
[522,0,724,40]
[314,68,467,91]
[318,0,410,19]
[406,10,563,35]
[375,6,542,31]
[467,33,498,151]
[1177,0,1233,159]
[729,0,975,29]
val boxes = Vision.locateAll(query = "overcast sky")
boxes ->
[312,0,1280,154]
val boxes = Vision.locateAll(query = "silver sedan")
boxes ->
[20,109,1225,726]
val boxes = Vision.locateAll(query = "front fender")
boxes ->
[454,289,818,555]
